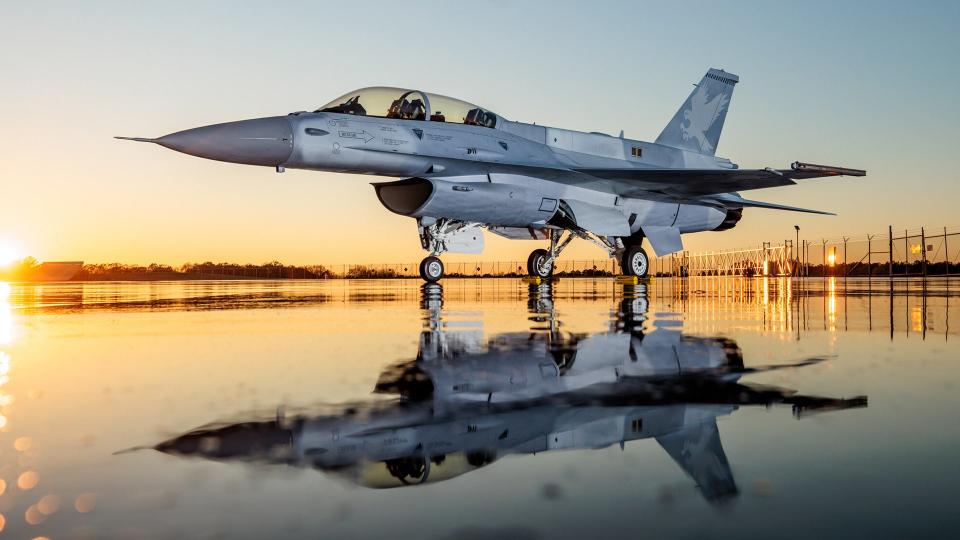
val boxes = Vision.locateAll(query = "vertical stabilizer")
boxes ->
[655,68,738,155]
[656,419,738,503]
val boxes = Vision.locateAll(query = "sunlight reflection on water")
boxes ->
[0,277,956,539]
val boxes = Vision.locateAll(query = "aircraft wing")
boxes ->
[572,162,865,199]
[349,147,863,201]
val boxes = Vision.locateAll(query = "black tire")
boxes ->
[620,246,650,277]
[419,256,444,282]
[526,249,553,278]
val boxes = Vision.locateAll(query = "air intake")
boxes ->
[373,178,434,216]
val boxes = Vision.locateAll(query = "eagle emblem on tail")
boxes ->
[680,86,729,153]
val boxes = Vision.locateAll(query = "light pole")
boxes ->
[794,225,800,277]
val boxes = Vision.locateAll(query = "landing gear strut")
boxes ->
[526,229,576,278]
[417,218,480,283]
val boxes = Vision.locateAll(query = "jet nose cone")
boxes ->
[157,116,294,166]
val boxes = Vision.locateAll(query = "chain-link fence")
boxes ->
[154,224,960,280]
[795,226,960,277]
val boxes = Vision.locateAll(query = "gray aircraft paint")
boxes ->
[655,68,738,155]
[119,68,864,269]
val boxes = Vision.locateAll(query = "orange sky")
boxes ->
[1,2,958,266]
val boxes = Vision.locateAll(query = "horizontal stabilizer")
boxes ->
[791,161,866,177]
[711,193,835,215]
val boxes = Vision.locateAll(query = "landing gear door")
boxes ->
[443,227,485,254]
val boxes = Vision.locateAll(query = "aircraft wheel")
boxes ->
[419,256,444,282]
[527,249,553,278]
[620,246,649,277]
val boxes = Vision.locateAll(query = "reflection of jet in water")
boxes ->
[154,284,866,504]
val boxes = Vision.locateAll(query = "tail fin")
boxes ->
[656,420,738,504]
[655,68,738,155]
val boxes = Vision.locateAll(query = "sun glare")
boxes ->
[0,243,21,267]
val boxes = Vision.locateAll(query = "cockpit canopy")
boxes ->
[316,87,499,128]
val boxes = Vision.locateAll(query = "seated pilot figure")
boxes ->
[388,97,426,120]
[430,111,446,122]
[386,98,403,119]
[463,108,495,127]
[406,98,426,120]
[481,110,496,127]
[463,108,479,125]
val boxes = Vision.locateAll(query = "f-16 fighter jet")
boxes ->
[119,69,865,281]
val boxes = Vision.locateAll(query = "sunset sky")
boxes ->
[2,1,958,265]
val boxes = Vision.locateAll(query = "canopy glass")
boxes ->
[317,87,499,128]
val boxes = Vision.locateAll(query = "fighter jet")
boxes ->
[119,68,865,282]
[151,285,866,502]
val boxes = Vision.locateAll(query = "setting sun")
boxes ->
[0,242,22,267]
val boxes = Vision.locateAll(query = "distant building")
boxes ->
[25,261,83,281]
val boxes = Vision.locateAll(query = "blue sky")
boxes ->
[1,1,958,263]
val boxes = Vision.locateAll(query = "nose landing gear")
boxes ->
[527,249,553,278]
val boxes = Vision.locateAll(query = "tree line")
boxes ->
[74,261,336,280]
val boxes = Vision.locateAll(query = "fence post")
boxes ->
[888,226,893,278]
[822,239,827,277]
[867,235,872,280]
[921,227,927,277]
[904,230,909,276]
[842,237,849,277]
[801,240,804,277]
[946,227,950,277]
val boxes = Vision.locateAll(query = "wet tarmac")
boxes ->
[0,277,957,539]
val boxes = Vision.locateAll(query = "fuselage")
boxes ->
[283,110,731,234]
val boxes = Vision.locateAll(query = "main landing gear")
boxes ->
[525,229,575,279]
[414,217,651,282]
[620,245,650,278]
[419,256,444,283]
[524,229,650,279]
